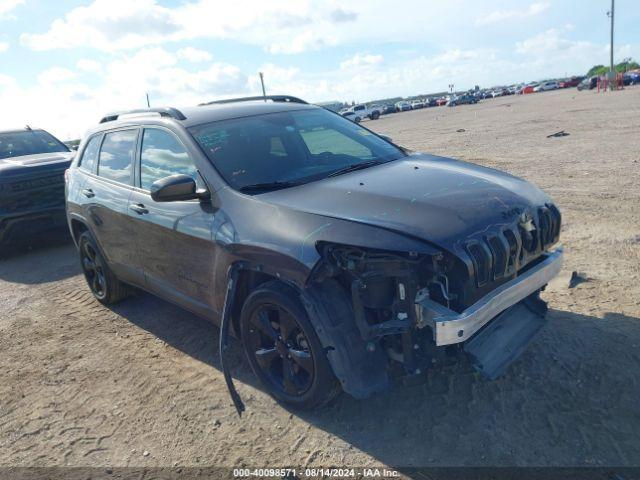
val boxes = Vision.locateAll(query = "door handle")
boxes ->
[81,188,95,198]
[129,203,149,215]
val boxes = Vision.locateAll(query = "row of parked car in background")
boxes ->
[338,92,478,121]
[338,71,640,122]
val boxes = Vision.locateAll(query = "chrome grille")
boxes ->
[466,205,561,287]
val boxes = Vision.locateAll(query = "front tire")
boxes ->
[240,281,339,410]
[78,231,129,305]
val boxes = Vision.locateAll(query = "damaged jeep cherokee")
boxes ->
[65,96,562,412]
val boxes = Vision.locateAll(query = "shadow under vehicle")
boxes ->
[65,95,562,413]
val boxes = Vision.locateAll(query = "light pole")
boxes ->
[607,0,615,90]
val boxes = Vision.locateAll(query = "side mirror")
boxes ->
[150,174,208,202]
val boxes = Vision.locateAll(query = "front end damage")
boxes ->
[308,210,563,396]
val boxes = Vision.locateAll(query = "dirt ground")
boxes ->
[1,87,640,473]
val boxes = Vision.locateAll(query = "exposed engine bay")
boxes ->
[310,205,563,386]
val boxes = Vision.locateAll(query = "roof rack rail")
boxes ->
[199,95,308,106]
[99,107,187,124]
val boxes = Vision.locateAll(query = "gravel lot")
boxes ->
[1,87,640,472]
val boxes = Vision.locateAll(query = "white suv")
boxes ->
[340,104,381,123]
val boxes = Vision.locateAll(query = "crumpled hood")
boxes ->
[260,153,552,251]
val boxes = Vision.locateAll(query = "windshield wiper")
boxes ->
[238,180,301,193]
[326,160,386,178]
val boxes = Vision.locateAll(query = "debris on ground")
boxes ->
[568,271,590,288]
[547,130,570,138]
[456,128,466,132]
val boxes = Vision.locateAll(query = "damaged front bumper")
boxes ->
[416,246,563,346]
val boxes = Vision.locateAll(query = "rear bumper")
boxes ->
[416,247,563,346]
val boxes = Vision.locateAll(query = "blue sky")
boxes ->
[0,0,638,139]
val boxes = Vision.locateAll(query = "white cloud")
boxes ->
[139,60,248,105]
[38,67,76,85]
[0,41,8,52]
[0,44,253,138]
[19,0,360,54]
[177,46,212,63]
[0,0,23,17]
[0,72,15,87]
[16,0,304,56]
[21,0,179,51]
[76,59,103,73]
[340,53,383,70]
[476,2,549,26]
[515,27,591,56]
[19,0,562,59]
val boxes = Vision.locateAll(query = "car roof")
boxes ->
[89,98,318,135]
[181,100,316,127]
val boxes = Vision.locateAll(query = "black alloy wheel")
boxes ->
[240,281,339,409]
[81,238,107,299]
[246,304,314,397]
[77,231,129,305]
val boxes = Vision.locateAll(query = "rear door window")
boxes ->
[79,135,101,173]
[97,129,137,185]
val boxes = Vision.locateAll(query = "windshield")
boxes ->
[189,108,405,192]
[0,130,69,160]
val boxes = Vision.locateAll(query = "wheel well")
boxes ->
[231,269,283,335]
[70,219,89,244]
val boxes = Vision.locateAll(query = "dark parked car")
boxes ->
[623,72,640,86]
[66,96,562,412]
[0,127,74,243]
[381,104,397,115]
[447,93,478,107]
[577,76,598,91]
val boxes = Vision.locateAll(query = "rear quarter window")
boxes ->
[78,135,101,173]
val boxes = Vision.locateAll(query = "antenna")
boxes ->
[146,93,151,108]
[259,72,266,100]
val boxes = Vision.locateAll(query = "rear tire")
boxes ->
[371,111,380,120]
[240,280,339,410]
[354,116,361,123]
[78,231,129,305]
